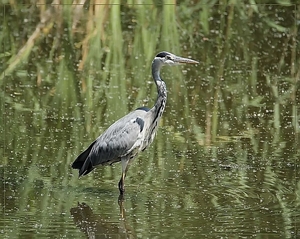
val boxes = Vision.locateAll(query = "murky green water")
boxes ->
[1,2,299,239]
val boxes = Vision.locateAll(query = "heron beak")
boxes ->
[174,56,199,64]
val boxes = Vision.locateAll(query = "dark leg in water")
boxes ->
[118,172,126,195]
[119,158,131,195]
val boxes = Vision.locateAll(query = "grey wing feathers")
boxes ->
[72,141,96,169]
[89,116,144,165]
[72,109,149,177]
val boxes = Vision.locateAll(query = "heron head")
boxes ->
[154,51,199,66]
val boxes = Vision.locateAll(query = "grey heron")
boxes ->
[72,51,198,195]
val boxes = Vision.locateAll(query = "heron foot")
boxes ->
[118,194,125,219]
[118,193,125,204]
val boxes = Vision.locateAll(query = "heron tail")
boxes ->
[72,141,96,177]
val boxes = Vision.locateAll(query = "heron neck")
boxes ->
[141,61,167,149]
[152,64,167,99]
[150,64,167,126]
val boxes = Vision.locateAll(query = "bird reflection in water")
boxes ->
[70,200,135,239]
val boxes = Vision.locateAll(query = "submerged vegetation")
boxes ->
[0,1,299,238]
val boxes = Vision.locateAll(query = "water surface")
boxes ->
[1,2,299,239]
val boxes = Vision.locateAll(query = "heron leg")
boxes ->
[118,158,129,195]
[118,171,126,195]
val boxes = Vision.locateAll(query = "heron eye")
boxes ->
[166,55,172,60]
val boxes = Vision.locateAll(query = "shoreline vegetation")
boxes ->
[1,1,298,140]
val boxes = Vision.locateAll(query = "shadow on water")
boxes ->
[70,201,136,239]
